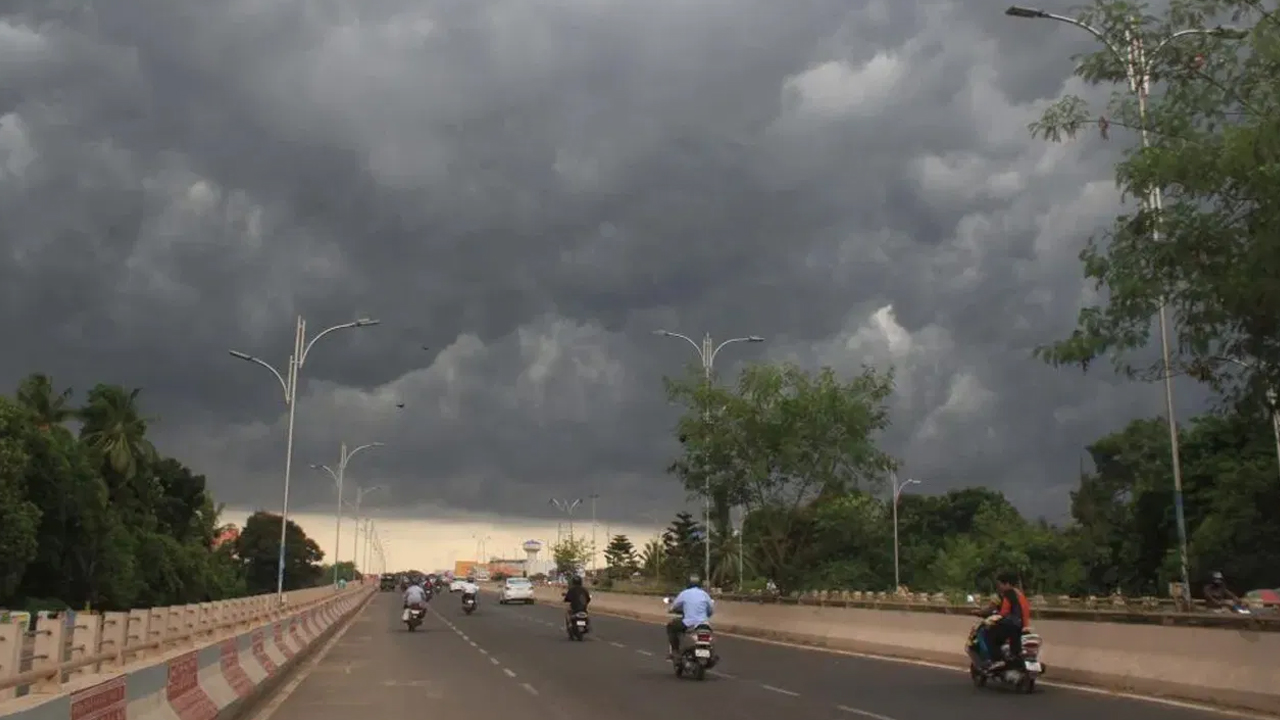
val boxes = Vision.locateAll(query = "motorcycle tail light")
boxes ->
[696,632,712,643]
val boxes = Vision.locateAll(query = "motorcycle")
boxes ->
[403,604,427,631]
[965,611,1043,693]
[662,597,718,680]
[462,593,477,615]
[565,610,590,640]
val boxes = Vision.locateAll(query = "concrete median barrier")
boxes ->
[537,586,1280,714]
[0,585,373,720]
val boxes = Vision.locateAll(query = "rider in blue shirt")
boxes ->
[666,575,714,658]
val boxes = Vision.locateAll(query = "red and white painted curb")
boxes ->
[33,589,370,720]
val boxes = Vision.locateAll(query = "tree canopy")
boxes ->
[0,373,330,610]
[652,361,1279,597]
[1029,0,1280,400]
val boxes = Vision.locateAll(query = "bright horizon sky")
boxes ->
[221,507,663,573]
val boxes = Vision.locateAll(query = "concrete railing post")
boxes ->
[100,612,128,672]
[69,613,102,678]
[31,614,66,694]
[0,619,22,700]
[126,609,150,663]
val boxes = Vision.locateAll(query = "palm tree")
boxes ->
[639,538,664,578]
[15,373,75,429]
[79,384,157,480]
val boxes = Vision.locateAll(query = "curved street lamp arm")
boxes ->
[299,318,381,367]
[343,442,386,467]
[228,350,291,403]
[654,330,707,363]
[310,463,340,485]
[709,335,765,367]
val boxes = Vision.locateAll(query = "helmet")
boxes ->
[687,574,702,588]
[1211,571,1225,583]
[570,575,583,587]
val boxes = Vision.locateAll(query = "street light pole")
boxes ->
[654,330,764,584]
[310,442,384,586]
[229,315,379,601]
[1005,4,1245,600]
[589,493,599,572]
[350,484,383,573]
[891,472,921,592]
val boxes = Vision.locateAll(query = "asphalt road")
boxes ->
[261,591,1244,720]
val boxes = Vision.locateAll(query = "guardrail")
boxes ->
[589,585,1277,628]
[0,581,368,701]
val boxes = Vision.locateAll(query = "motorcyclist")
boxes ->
[460,576,480,604]
[563,575,591,622]
[666,574,714,660]
[980,571,1030,670]
[403,580,428,610]
[1203,571,1240,610]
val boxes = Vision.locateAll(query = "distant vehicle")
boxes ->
[379,574,396,592]
[450,579,467,593]
[498,577,534,605]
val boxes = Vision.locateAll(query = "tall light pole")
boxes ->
[309,442,384,586]
[588,493,600,571]
[1004,4,1246,600]
[891,472,921,592]
[1212,356,1280,479]
[654,330,764,582]
[229,315,379,601]
[350,484,382,573]
[550,498,583,541]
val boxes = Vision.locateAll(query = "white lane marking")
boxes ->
[635,649,653,656]
[503,668,517,678]
[469,641,477,647]
[708,670,735,679]
[478,648,488,655]
[609,641,626,648]
[762,684,799,696]
[521,683,538,696]
[837,705,899,720]
[490,657,500,665]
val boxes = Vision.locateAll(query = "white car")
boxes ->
[450,579,467,593]
[498,577,535,604]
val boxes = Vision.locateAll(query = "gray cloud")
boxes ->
[0,0,1212,525]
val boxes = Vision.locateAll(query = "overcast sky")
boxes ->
[0,0,1212,530]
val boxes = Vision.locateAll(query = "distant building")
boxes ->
[213,525,240,549]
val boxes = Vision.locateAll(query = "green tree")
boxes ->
[14,373,76,430]
[666,363,897,592]
[79,385,158,482]
[638,538,664,578]
[602,534,638,579]
[1028,0,1277,394]
[235,511,324,593]
[0,397,41,603]
[661,511,703,581]
[552,535,591,576]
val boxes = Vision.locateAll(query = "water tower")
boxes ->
[522,540,542,565]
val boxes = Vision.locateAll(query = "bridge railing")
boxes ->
[0,580,369,701]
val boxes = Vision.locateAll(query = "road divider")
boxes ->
[0,584,373,720]
[533,586,1280,715]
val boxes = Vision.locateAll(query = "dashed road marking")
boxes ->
[708,669,735,679]
[762,684,799,696]
[609,641,626,648]
[635,649,653,656]
[521,683,538,695]
[503,668,517,678]
[836,705,898,720]
[490,657,500,665]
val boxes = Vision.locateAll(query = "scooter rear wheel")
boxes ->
[969,665,986,687]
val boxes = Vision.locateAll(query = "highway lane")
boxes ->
[461,589,1245,720]
[259,594,562,720]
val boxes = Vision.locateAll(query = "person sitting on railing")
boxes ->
[1203,571,1240,610]
[981,572,1030,670]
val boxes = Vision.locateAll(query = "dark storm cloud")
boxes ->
[0,0,1210,523]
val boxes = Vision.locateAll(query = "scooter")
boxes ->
[662,597,718,680]
[965,611,1043,693]
[462,593,477,615]
[403,604,427,631]
[565,610,590,640]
